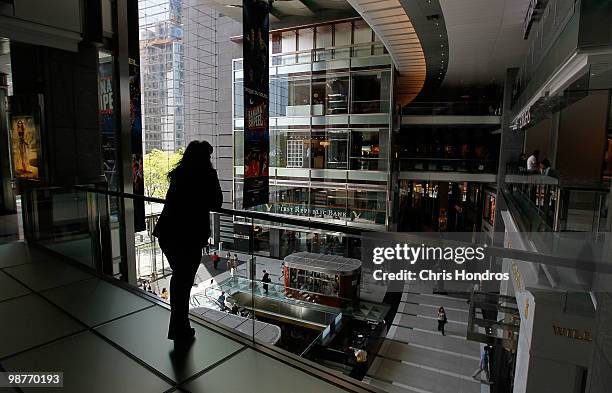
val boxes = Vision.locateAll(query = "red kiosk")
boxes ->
[283,252,361,308]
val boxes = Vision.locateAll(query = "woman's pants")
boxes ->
[160,240,202,338]
[438,320,445,335]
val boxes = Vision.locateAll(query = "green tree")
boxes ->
[143,149,182,198]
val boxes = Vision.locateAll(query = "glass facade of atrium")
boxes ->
[233,19,393,231]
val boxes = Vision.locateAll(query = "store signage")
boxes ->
[511,261,525,292]
[552,326,593,342]
[516,107,531,129]
[242,0,270,208]
[276,205,347,219]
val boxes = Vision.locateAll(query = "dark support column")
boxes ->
[494,68,521,237]
[114,0,137,284]
[488,68,522,393]
[549,110,561,167]
[269,228,280,258]
[0,75,13,213]
[607,94,612,232]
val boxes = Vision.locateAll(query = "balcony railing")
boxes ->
[398,158,498,174]
[17,182,386,392]
[13,181,612,392]
[233,42,388,70]
[401,100,502,116]
[503,175,610,233]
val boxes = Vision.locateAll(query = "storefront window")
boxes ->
[270,76,310,117]
[347,189,386,224]
[311,131,326,169]
[274,185,309,216]
[287,139,305,168]
[326,130,349,169]
[271,129,309,168]
[352,71,391,114]
[350,130,381,170]
[279,230,310,256]
[309,187,347,222]
[312,75,349,115]
[304,129,349,170]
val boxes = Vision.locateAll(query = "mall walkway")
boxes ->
[365,284,486,393]
[0,242,376,393]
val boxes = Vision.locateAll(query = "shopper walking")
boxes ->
[437,306,447,336]
[218,291,226,310]
[153,140,223,342]
[230,259,236,278]
[472,345,490,382]
[262,270,271,294]
[211,251,220,270]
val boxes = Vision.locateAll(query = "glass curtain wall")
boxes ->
[233,18,392,230]
[137,0,220,286]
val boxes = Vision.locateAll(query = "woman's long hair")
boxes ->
[168,140,213,182]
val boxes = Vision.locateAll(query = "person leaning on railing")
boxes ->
[152,140,223,343]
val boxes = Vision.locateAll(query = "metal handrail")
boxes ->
[231,42,386,61]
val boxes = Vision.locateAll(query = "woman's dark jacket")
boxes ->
[152,167,223,248]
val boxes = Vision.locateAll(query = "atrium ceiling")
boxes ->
[203,0,358,27]
[438,0,532,87]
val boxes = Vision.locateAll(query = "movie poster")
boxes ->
[242,0,270,208]
[98,53,117,192]
[9,115,40,180]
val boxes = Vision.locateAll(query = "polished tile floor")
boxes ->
[0,242,364,393]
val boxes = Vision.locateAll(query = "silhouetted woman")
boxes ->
[153,141,222,341]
